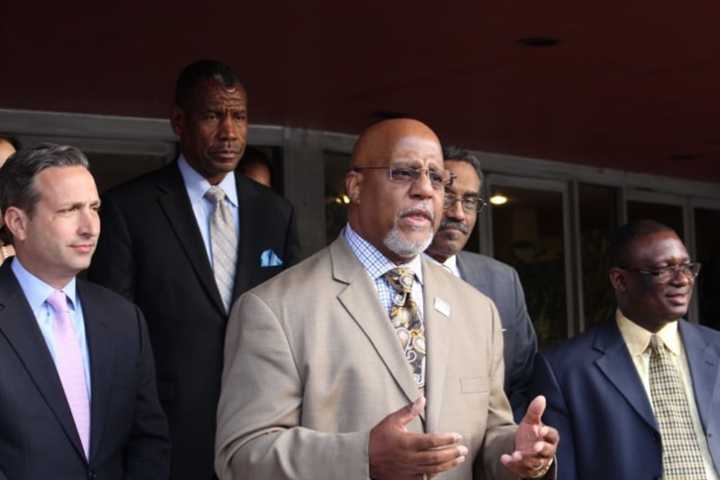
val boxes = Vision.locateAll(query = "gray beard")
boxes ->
[383,225,433,260]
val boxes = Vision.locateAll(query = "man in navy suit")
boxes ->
[530,220,720,479]
[88,60,300,479]
[426,145,537,420]
[0,144,170,479]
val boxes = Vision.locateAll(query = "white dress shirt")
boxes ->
[440,254,461,278]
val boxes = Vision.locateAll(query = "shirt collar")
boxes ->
[11,257,78,311]
[177,154,238,208]
[616,309,681,357]
[343,224,424,286]
[442,254,460,277]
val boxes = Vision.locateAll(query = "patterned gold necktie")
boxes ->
[648,334,706,479]
[384,267,426,389]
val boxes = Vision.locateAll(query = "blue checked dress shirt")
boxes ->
[343,224,424,318]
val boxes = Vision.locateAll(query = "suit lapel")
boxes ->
[156,163,225,314]
[422,259,450,433]
[331,239,423,416]
[0,264,87,461]
[680,320,720,435]
[78,281,116,462]
[457,252,490,292]
[232,174,258,301]
[593,322,658,432]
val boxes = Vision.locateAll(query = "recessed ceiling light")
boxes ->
[490,194,508,205]
[517,37,560,48]
[334,194,351,204]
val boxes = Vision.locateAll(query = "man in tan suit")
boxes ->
[215,119,557,480]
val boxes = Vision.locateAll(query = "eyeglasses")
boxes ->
[352,165,454,190]
[621,262,702,283]
[443,192,487,213]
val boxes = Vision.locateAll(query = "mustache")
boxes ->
[397,204,435,222]
[439,219,469,234]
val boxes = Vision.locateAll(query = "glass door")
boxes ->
[692,204,720,330]
[482,175,573,346]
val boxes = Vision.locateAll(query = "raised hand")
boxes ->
[501,395,559,478]
[369,397,468,479]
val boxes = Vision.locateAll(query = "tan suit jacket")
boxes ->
[216,236,518,480]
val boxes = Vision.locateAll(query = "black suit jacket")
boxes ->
[88,162,300,480]
[456,251,537,420]
[0,261,170,480]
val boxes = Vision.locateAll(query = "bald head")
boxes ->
[0,139,16,166]
[351,118,441,168]
[345,119,445,264]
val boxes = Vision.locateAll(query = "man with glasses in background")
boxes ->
[530,219,719,479]
[216,119,558,480]
[426,145,537,420]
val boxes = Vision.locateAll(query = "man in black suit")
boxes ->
[88,60,300,479]
[426,145,537,420]
[0,144,170,479]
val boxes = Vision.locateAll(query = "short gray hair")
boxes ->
[0,143,90,216]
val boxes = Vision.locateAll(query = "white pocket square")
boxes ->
[260,249,283,267]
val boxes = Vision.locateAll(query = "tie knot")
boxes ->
[205,186,227,204]
[649,334,665,354]
[47,290,68,314]
[384,267,415,294]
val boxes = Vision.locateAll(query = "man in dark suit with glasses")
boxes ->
[426,145,538,420]
[530,219,719,479]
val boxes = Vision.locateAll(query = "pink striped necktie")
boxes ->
[47,289,90,458]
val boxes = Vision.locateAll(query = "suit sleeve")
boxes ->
[88,193,136,301]
[124,305,171,479]
[476,301,522,480]
[507,267,538,421]
[530,353,575,480]
[215,292,369,480]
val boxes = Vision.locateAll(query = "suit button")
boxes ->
[87,470,96,479]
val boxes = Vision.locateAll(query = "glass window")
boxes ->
[490,185,567,345]
[695,207,720,330]
[324,151,352,244]
[579,184,618,328]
